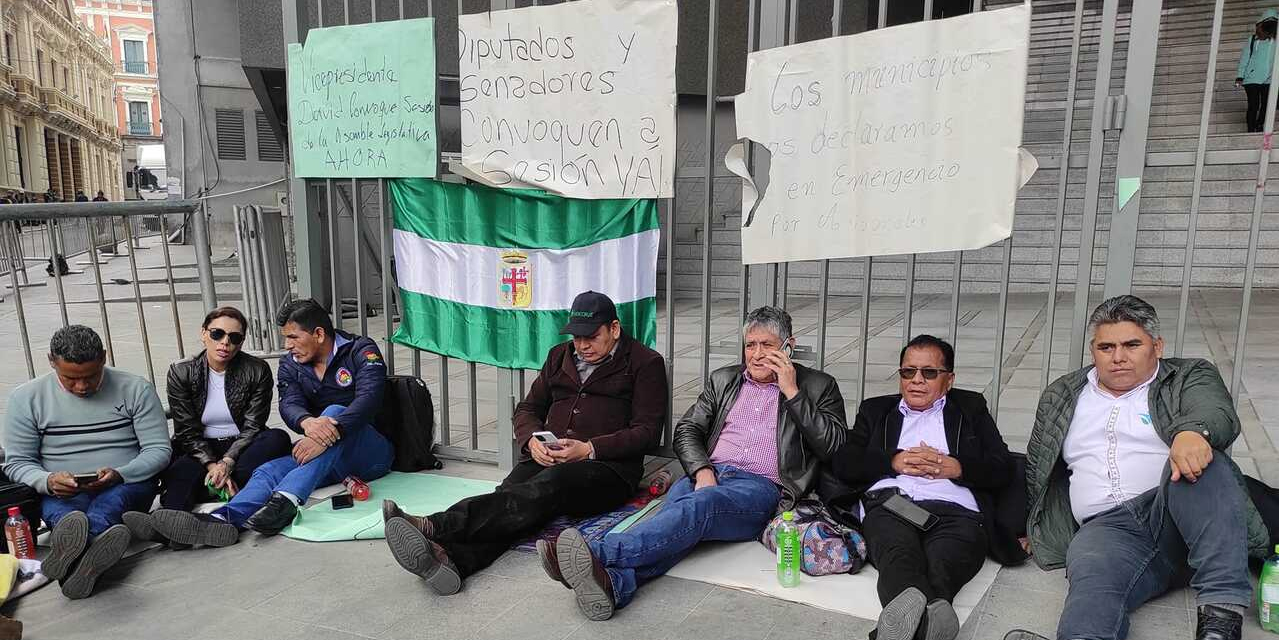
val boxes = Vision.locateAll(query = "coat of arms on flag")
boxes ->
[498,250,532,308]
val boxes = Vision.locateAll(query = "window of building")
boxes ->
[62,67,69,93]
[35,50,43,84]
[128,101,150,135]
[122,39,146,74]
[214,109,246,160]
[3,34,12,67]
[255,111,283,162]
[14,126,25,189]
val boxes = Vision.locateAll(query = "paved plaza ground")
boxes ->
[0,237,1276,639]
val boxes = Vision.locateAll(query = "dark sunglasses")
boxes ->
[208,328,245,346]
[897,367,950,380]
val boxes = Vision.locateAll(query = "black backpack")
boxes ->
[375,375,443,472]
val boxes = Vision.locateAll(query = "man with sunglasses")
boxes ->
[543,306,847,621]
[1008,296,1266,640]
[2,325,170,599]
[831,334,1016,640]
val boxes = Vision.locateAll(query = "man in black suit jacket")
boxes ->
[832,335,1015,640]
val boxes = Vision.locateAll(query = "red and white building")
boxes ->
[73,0,157,183]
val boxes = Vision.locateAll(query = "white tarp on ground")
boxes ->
[727,5,1032,264]
[456,0,677,199]
[666,540,1000,624]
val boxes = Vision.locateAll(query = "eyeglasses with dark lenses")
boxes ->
[208,328,245,346]
[897,367,950,380]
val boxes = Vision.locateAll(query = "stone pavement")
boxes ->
[0,236,1276,639]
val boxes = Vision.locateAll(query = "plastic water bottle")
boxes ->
[776,511,801,587]
[3,507,34,560]
[648,470,673,497]
[343,476,371,501]
[1260,544,1280,632]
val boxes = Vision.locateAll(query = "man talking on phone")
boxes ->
[383,291,668,596]
[831,335,1016,640]
[2,326,170,599]
[543,306,847,621]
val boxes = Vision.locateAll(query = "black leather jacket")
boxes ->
[673,363,848,504]
[166,350,274,468]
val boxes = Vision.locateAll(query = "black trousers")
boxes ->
[428,459,633,578]
[159,429,293,511]
[863,498,988,605]
[1244,84,1270,132]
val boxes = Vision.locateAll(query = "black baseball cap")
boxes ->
[560,291,619,337]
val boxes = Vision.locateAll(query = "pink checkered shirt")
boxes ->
[709,372,781,484]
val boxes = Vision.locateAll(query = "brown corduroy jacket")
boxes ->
[513,334,668,486]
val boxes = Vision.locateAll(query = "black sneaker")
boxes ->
[150,509,239,547]
[244,493,298,536]
[122,511,163,543]
[1196,604,1243,640]
[876,587,927,640]
[60,524,130,599]
[42,511,90,582]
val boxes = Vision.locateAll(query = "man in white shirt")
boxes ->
[1011,295,1264,640]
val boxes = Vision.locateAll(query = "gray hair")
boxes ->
[1088,295,1160,339]
[49,325,106,364]
[742,306,793,342]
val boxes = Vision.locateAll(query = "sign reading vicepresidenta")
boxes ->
[727,6,1033,264]
[287,18,437,178]
[456,0,677,199]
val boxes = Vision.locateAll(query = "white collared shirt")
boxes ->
[865,396,980,513]
[1061,366,1167,523]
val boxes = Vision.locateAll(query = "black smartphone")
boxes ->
[73,473,98,485]
[882,494,938,531]
[331,493,354,510]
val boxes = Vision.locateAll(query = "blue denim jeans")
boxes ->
[43,479,158,536]
[213,405,393,528]
[589,464,780,608]
[1057,456,1252,640]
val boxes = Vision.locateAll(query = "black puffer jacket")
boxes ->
[673,363,848,505]
[166,351,274,467]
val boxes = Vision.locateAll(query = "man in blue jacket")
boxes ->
[150,299,394,544]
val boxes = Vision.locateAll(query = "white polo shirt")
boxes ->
[1061,366,1167,523]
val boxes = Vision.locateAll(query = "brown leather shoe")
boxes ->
[556,527,615,621]
[536,539,570,588]
[385,517,461,595]
[382,500,433,537]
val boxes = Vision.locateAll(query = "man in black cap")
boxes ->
[382,291,668,596]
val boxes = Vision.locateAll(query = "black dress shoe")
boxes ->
[918,598,959,640]
[244,493,299,536]
[1196,604,1243,640]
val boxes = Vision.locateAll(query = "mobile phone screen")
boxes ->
[74,474,97,485]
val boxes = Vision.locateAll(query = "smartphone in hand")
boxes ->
[73,473,98,486]
[532,431,563,451]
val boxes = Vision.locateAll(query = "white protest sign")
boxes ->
[456,0,677,199]
[727,6,1032,264]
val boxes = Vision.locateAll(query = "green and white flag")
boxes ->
[389,179,659,369]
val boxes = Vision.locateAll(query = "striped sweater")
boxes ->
[3,369,171,494]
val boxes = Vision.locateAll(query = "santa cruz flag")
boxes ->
[389,178,659,369]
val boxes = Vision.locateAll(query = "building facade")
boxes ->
[73,0,157,194]
[0,0,119,200]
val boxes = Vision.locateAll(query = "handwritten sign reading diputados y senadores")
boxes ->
[727,6,1033,264]
[287,18,437,178]
[455,0,677,199]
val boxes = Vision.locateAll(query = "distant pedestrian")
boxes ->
[1236,9,1277,133]
[92,191,107,202]
[74,190,88,203]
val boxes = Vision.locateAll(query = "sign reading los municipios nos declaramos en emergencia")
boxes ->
[455,0,677,199]
[727,5,1033,264]
[287,18,437,178]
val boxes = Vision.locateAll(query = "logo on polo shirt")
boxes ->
[336,367,353,387]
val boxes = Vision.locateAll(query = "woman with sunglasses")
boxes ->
[128,307,291,540]
[829,334,1018,640]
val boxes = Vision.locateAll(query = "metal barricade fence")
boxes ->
[282,0,1278,473]
[0,200,205,384]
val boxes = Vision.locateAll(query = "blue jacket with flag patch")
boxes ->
[277,331,386,436]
